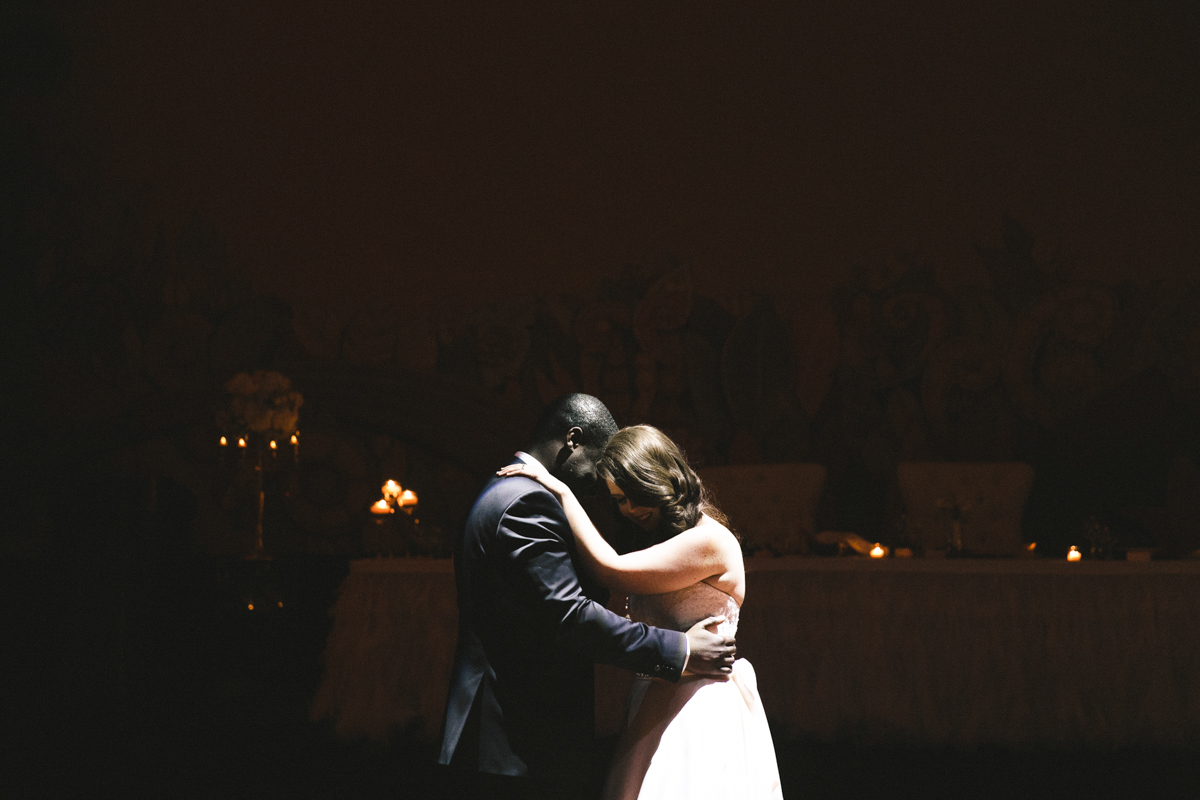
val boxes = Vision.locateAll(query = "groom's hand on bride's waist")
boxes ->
[683,615,736,680]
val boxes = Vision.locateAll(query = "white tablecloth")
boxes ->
[313,556,1200,747]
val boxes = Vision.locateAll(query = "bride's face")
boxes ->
[605,479,661,532]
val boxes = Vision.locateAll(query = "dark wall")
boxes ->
[3,1,1199,561]
[3,6,1200,793]
[29,0,1200,314]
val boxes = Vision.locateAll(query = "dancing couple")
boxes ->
[439,394,781,799]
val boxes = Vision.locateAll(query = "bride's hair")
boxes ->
[597,425,732,541]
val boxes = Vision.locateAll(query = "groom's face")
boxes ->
[554,441,605,495]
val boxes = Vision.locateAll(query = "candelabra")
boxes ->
[219,430,300,558]
[216,370,303,559]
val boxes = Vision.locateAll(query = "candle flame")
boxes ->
[1067,546,1081,562]
[370,499,393,515]
[220,436,228,446]
[238,437,247,448]
[270,440,278,450]
[870,544,885,558]
[247,603,254,611]
[399,489,418,506]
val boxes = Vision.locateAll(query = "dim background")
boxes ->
[2,1,1198,797]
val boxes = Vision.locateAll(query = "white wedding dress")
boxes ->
[602,580,783,799]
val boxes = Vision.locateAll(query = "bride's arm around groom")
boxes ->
[438,394,735,798]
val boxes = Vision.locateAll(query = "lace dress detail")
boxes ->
[626,580,740,640]
[603,580,782,800]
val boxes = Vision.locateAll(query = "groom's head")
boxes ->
[525,394,619,493]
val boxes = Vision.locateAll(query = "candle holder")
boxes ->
[365,481,422,555]
[1082,515,1116,560]
[216,370,303,559]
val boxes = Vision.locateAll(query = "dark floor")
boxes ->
[14,728,1200,799]
[5,554,1198,799]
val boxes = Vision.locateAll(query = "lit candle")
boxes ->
[399,489,418,507]
[382,480,402,503]
[290,433,299,445]
[269,440,278,451]
[1067,546,1082,562]
[870,544,886,559]
[238,437,247,449]
[370,499,393,515]
[247,603,254,611]
[220,436,228,446]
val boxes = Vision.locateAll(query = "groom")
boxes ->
[439,393,736,799]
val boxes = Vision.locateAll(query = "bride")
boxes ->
[499,425,782,799]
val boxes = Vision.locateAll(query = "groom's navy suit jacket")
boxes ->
[439,461,687,786]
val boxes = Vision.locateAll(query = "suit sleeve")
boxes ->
[493,485,687,681]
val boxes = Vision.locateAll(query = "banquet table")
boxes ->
[312,556,1200,748]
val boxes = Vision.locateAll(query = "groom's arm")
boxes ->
[494,484,688,681]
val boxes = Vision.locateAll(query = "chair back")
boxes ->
[698,464,827,555]
[896,462,1034,556]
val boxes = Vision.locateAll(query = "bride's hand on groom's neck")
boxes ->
[496,460,569,499]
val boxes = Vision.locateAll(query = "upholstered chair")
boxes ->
[896,462,1034,556]
[697,464,827,555]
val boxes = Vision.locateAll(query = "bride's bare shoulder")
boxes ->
[697,513,740,548]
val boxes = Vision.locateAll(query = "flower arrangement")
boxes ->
[218,370,303,435]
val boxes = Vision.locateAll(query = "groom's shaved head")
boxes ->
[529,393,618,450]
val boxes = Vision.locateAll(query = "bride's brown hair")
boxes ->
[596,425,731,541]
